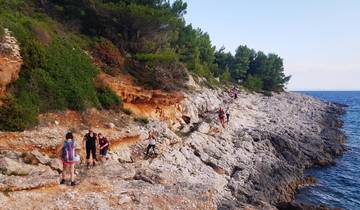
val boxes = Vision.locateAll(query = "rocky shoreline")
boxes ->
[185,90,347,209]
[0,88,347,210]
[275,102,347,210]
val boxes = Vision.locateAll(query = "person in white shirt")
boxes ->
[146,131,156,156]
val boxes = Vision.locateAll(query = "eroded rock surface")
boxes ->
[0,87,345,209]
[0,28,22,97]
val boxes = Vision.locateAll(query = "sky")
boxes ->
[184,0,360,90]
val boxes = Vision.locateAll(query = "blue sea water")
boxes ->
[294,91,360,210]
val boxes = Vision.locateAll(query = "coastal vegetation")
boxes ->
[0,0,290,131]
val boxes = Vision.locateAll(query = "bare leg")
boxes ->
[61,165,66,179]
[61,165,69,183]
[70,164,75,182]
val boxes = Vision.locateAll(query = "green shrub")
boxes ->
[134,116,149,124]
[122,108,132,115]
[45,38,100,110]
[134,50,179,63]
[1,36,103,131]
[244,75,263,92]
[92,38,124,68]
[97,87,121,109]
[14,38,101,112]
[262,90,273,97]
[0,24,4,40]
[0,95,38,131]
[128,62,188,91]
[21,39,47,70]
[219,69,231,83]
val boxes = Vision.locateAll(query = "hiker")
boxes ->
[226,107,230,123]
[59,132,77,186]
[83,129,97,168]
[145,131,156,156]
[232,87,238,99]
[218,107,225,127]
[98,133,109,161]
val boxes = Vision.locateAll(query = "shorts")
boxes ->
[63,161,75,167]
[100,149,108,156]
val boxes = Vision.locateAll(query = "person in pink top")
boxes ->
[58,132,77,186]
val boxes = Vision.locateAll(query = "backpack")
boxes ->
[62,140,75,162]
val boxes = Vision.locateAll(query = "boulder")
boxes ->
[198,122,210,134]
[118,194,132,205]
[49,159,62,173]
[0,157,32,176]
[22,150,51,165]
[107,122,116,129]
[115,147,133,163]
[31,150,50,165]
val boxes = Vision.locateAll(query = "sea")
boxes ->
[294,91,360,210]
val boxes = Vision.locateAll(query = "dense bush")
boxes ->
[243,75,263,92]
[122,108,132,115]
[0,24,4,40]
[134,50,179,63]
[128,62,188,91]
[134,116,149,125]
[13,38,100,112]
[97,87,122,110]
[45,38,100,110]
[92,38,124,69]
[0,10,103,130]
[0,95,38,131]
[219,69,231,83]
[21,39,47,70]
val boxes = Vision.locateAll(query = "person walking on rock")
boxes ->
[98,133,109,162]
[59,132,77,186]
[231,86,238,99]
[218,107,225,128]
[145,131,157,156]
[83,129,97,168]
[226,107,230,123]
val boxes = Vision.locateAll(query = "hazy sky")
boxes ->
[184,0,360,90]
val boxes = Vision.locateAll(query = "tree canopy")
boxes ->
[40,0,290,91]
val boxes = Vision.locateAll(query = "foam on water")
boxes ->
[295,91,360,210]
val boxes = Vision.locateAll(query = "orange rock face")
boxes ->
[0,29,22,97]
[0,57,22,95]
[98,72,185,122]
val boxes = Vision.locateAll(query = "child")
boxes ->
[74,148,81,175]
[98,133,109,161]
[146,131,156,156]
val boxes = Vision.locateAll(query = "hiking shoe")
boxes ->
[60,179,65,185]
[70,181,76,186]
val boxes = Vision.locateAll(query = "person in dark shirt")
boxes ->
[83,129,97,168]
[98,133,109,161]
